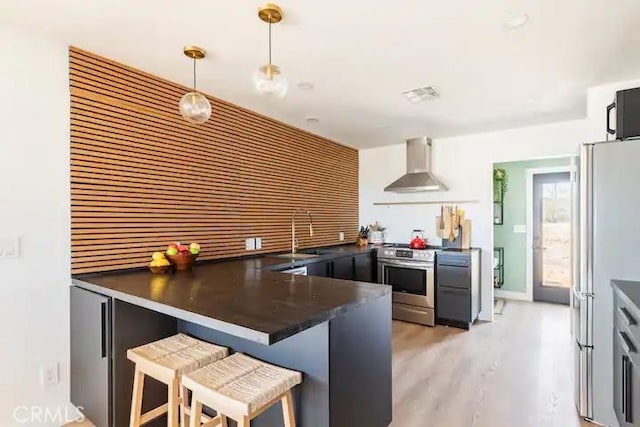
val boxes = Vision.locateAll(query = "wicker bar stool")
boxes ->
[127,333,228,427]
[182,353,302,427]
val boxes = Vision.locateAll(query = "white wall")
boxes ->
[0,27,72,425]
[359,119,587,321]
[587,77,640,142]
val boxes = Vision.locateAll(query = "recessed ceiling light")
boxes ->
[402,86,440,103]
[503,13,529,30]
[306,117,320,123]
[297,81,315,90]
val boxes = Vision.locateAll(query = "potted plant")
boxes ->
[493,168,509,203]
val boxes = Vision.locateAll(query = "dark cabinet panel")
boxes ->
[437,287,471,323]
[435,251,480,329]
[614,285,640,427]
[354,253,376,283]
[436,265,470,289]
[307,261,330,277]
[332,256,355,281]
[70,287,112,427]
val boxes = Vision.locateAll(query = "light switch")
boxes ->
[245,238,256,251]
[0,237,20,259]
[255,238,262,250]
[339,232,345,241]
[513,225,526,234]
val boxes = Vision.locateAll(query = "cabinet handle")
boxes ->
[619,331,637,354]
[618,306,637,327]
[100,302,107,359]
[624,356,633,423]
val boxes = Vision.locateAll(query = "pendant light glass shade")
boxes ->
[253,67,288,100]
[179,46,211,124]
[179,91,212,124]
[254,4,287,101]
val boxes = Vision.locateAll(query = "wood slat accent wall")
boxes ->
[69,47,359,274]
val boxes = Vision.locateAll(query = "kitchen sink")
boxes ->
[300,249,335,255]
[269,253,320,260]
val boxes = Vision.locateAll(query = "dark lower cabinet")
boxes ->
[614,330,639,426]
[305,250,377,283]
[332,256,355,281]
[71,286,177,427]
[354,253,376,283]
[435,250,481,330]
[613,284,640,427]
[437,287,471,324]
[307,261,331,277]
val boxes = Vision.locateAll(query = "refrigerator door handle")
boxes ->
[573,286,585,302]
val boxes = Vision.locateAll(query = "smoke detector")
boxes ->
[402,86,440,103]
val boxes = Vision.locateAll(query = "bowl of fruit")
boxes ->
[165,242,200,271]
[149,251,171,274]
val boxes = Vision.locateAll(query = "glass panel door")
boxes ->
[533,172,571,304]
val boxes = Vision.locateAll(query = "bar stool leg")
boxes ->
[281,390,296,427]
[180,385,189,427]
[167,377,180,427]
[189,398,202,427]
[129,367,145,427]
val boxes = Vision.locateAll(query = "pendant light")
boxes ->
[253,3,288,100]
[179,46,212,124]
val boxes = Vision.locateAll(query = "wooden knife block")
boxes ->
[436,217,471,250]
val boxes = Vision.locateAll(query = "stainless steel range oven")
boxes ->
[377,245,435,326]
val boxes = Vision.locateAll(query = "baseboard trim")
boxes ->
[495,289,531,302]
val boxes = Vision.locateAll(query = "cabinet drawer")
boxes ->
[437,287,471,323]
[436,265,470,289]
[615,292,640,346]
[437,253,470,267]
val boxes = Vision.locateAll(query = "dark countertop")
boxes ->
[72,245,389,346]
[612,280,640,310]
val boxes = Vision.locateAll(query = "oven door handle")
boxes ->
[379,260,434,269]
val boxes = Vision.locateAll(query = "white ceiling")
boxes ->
[3,0,640,148]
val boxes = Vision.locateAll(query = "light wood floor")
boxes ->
[392,300,592,427]
[66,301,592,427]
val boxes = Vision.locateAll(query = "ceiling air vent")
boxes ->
[402,86,440,103]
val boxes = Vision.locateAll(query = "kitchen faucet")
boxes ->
[291,209,313,254]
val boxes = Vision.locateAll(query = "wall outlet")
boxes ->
[513,225,526,234]
[41,363,59,386]
[245,238,256,251]
[339,232,345,241]
[0,237,20,259]
[255,237,262,250]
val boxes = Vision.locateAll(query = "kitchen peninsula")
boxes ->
[71,247,392,427]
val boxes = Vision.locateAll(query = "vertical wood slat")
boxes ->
[69,47,359,274]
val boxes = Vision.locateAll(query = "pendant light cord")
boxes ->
[193,57,197,92]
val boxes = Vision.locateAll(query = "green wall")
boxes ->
[493,157,570,293]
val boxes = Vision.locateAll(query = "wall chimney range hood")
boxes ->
[384,137,447,192]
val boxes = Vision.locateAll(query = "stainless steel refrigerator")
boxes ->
[573,140,640,427]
